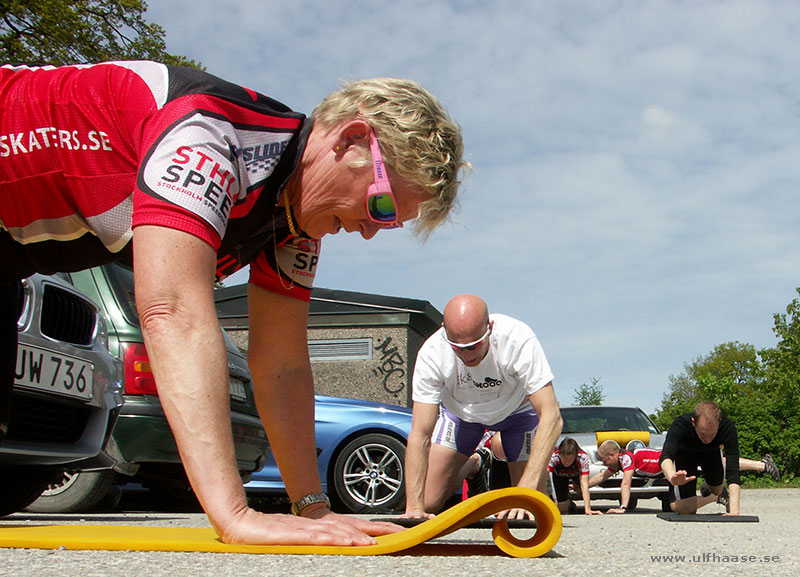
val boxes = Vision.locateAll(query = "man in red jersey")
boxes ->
[588,440,660,513]
[1,61,467,545]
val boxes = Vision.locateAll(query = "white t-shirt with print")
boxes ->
[412,313,554,425]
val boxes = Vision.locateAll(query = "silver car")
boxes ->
[25,263,268,514]
[0,274,123,516]
[558,405,670,511]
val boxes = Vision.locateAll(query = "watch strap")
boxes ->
[291,492,331,516]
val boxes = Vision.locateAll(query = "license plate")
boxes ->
[15,343,93,400]
[229,377,248,402]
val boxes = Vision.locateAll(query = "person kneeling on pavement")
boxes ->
[402,295,562,521]
[548,437,602,515]
[660,401,742,515]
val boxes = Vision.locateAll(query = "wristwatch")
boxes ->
[291,492,331,516]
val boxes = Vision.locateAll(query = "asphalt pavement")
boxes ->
[1,488,798,576]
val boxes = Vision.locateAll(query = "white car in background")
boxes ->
[558,405,670,511]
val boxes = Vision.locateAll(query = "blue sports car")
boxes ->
[245,395,412,514]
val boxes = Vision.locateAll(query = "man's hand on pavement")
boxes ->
[495,507,534,521]
[400,508,435,520]
[218,507,404,546]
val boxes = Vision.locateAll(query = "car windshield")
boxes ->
[560,407,661,434]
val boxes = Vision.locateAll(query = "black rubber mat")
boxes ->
[657,513,759,522]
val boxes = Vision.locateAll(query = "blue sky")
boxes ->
[147,1,800,414]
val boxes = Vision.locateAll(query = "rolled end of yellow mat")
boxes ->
[595,430,650,447]
[487,489,563,558]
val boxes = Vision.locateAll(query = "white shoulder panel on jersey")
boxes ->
[109,60,170,108]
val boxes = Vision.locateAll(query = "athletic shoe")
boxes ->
[762,454,781,483]
[699,480,711,497]
[717,486,730,513]
[466,447,492,498]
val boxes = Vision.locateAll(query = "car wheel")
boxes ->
[0,468,57,516]
[332,433,406,513]
[26,470,117,513]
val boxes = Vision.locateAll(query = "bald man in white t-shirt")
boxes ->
[403,294,563,520]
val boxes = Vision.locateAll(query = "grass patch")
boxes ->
[742,476,799,489]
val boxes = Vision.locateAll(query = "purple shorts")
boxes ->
[432,407,539,461]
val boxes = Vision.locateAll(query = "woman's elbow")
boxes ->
[138,299,186,339]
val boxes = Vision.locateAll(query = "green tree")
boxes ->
[654,372,701,430]
[761,288,800,396]
[573,377,605,406]
[0,0,200,67]
[759,289,800,479]
[654,341,760,430]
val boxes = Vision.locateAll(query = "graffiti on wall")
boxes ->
[372,336,405,398]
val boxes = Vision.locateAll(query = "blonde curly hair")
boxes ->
[312,78,468,239]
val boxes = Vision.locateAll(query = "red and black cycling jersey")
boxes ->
[631,448,663,477]
[0,61,319,299]
[548,449,591,477]
[603,448,664,477]
[606,450,635,474]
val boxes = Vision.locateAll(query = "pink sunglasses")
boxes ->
[366,131,402,228]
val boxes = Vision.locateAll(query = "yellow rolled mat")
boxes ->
[0,487,561,558]
[595,430,650,447]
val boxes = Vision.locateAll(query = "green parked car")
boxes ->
[27,263,268,512]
